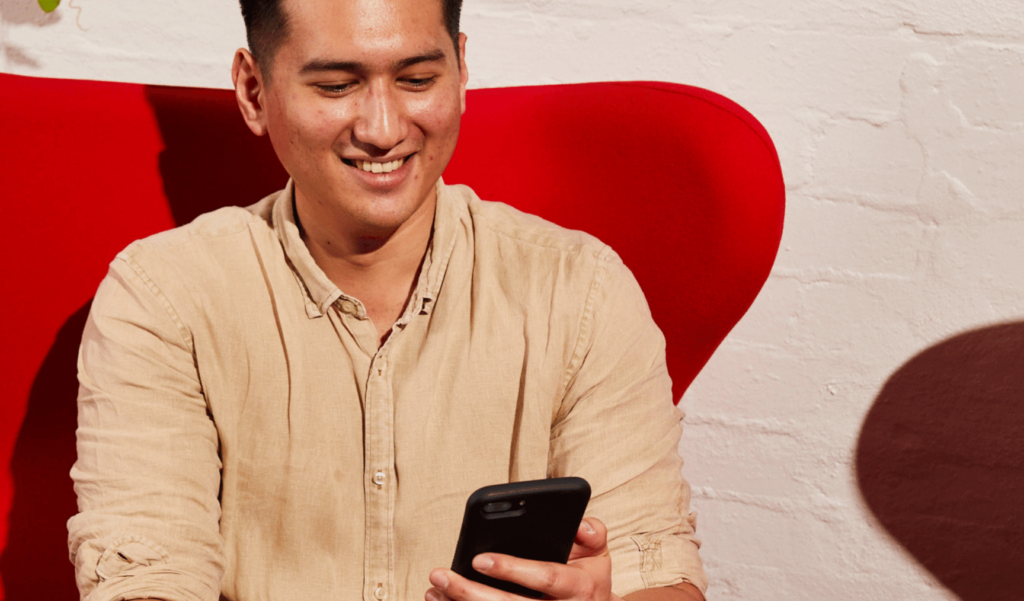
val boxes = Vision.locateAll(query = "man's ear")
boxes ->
[232,48,269,137]
[458,32,468,115]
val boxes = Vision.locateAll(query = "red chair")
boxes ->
[0,72,784,600]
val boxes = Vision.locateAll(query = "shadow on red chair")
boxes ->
[0,304,90,601]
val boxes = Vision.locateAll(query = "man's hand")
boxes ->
[426,517,618,601]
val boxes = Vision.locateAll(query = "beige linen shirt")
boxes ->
[69,180,707,601]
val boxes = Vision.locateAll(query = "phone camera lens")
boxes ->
[483,501,513,513]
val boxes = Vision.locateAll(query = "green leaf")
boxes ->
[38,0,60,12]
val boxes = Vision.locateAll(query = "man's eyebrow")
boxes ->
[392,49,447,71]
[300,50,448,75]
[301,59,363,74]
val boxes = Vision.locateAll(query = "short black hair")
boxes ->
[239,0,464,75]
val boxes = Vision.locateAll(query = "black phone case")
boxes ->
[450,477,591,599]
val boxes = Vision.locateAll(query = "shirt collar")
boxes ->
[271,178,461,319]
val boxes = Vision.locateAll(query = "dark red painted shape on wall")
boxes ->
[857,322,1024,600]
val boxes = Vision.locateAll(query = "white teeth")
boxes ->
[355,158,405,173]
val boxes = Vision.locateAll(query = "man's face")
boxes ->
[259,0,467,237]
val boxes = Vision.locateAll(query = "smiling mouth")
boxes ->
[344,156,409,174]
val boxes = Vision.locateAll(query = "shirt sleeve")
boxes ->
[549,247,708,598]
[68,250,225,601]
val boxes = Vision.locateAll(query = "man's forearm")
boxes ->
[624,581,705,601]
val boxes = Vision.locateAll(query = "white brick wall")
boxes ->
[3,1,1022,599]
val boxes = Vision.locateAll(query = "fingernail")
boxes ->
[582,519,595,534]
[472,554,494,571]
[426,590,442,601]
[431,570,450,589]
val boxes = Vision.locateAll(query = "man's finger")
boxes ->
[425,585,453,601]
[431,566,534,601]
[568,517,609,561]
[469,552,595,600]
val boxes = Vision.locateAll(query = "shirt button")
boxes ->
[339,300,357,314]
[374,585,387,599]
[373,471,387,487]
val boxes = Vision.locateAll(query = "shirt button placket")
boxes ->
[365,350,393,601]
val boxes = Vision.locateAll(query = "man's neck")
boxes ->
[295,188,436,345]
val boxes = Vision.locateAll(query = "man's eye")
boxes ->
[403,76,437,88]
[315,83,354,94]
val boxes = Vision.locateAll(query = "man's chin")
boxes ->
[348,191,436,235]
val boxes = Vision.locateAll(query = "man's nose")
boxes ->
[353,83,407,151]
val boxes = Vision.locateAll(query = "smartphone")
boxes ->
[450,477,591,599]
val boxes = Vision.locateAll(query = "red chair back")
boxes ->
[448,81,785,399]
[0,73,783,600]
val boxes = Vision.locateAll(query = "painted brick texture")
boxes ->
[2,1,1022,599]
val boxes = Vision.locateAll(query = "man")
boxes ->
[68,0,707,600]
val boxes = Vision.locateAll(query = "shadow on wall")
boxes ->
[0,0,62,68]
[0,303,89,601]
[0,0,62,24]
[857,321,1024,601]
